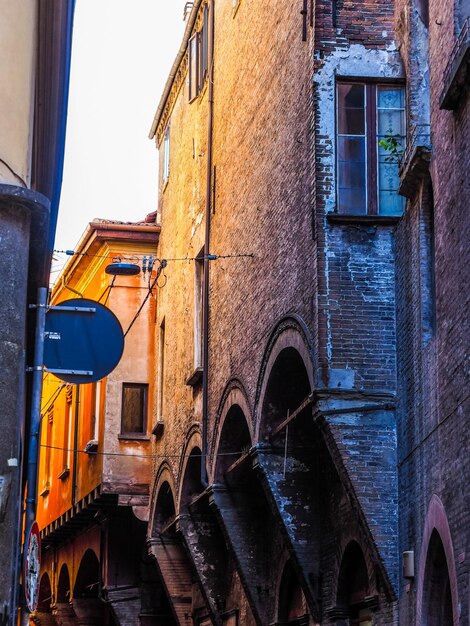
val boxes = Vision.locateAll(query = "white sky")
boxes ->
[53,0,187,262]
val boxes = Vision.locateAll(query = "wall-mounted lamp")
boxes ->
[105,261,141,276]
[403,550,415,579]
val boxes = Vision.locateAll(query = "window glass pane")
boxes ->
[338,136,366,214]
[377,86,405,109]
[338,84,365,135]
[122,385,146,433]
[163,126,170,182]
[338,188,367,214]
[378,161,400,190]
[377,86,405,216]
[379,191,405,216]
[189,35,198,101]
[378,110,404,136]
[338,135,366,162]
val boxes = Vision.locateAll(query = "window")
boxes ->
[121,383,148,435]
[189,4,209,101]
[90,381,100,441]
[194,251,204,370]
[337,82,405,216]
[44,406,54,490]
[163,125,170,184]
[61,388,73,474]
[157,319,165,420]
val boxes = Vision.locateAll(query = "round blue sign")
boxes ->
[43,298,124,384]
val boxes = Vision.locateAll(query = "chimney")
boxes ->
[183,2,194,21]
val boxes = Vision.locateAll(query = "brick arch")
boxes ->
[38,571,52,612]
[56,562,71,603]
[255,316,315,403]
[254,318,314,441]
[329,534,378,610]
[177,429,203,512]
[148,463,178,539]
[336,541,370,608]
[210,380,253,483]
[73,548,100,596]
[415,495,459,626]
[273,550,310,623]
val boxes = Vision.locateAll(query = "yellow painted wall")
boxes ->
[0,0,37,186]
[37,224,158,530]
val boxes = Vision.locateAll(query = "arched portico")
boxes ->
[73,549,111,625]
[54,563,76,625]
[277,560,310,625]
[210,380,253,484]
[252,321,321,621]
[416,495,459,626]
[254,318,315,442]
[148,471,192,626]
[31,573,55,626]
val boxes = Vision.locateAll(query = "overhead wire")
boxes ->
[40,443,306,460]
[123,260,167,337]
[53,248,254,263]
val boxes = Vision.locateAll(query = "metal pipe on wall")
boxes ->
[25,287,48,530]
[202,0,215,488]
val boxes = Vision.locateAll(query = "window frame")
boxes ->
[120,383,148,436]
[162,124,170,185]
[194,250,204,371]
[335,78,406,217]
[188,4,209,102]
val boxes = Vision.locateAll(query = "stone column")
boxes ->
[0,184,49,621]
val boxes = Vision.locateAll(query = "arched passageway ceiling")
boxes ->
[278,560,310,624]
[73,548,106,625]
[415,495,460,626]
[178,445,233,625]
[422,530,454,626]
[57,563,71,603]
[213,403,252,484]
[148,478,194,626]
[37,572,52,613]
[258,346,313,442]
[253,345,322,619]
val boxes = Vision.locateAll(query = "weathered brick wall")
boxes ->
[314,0,403,393]
[150,0,415,622]
[153,41,208,482]
[394,0,470,622]
[207,0,316,435]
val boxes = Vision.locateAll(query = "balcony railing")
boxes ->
[440,17,470,110]
[399,124,432,198]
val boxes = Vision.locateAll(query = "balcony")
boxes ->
[399,124,432,198]
[440,17,470,110]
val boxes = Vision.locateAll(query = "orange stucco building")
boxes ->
[33,218,173,624]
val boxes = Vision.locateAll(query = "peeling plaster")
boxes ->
[314,44,404,369]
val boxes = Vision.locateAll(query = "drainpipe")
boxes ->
[202,0,215,488]
[61,276,82,298]
[25,287,48,530]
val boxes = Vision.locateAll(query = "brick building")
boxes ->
[394,0,470,624]
[33,219,174,624]
[31,0,469,623]
[146,0,423,624]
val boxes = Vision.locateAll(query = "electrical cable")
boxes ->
[39,443,310,460]
[53,248,254,263]
[99,275,116,306]
[123,260,167,337]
